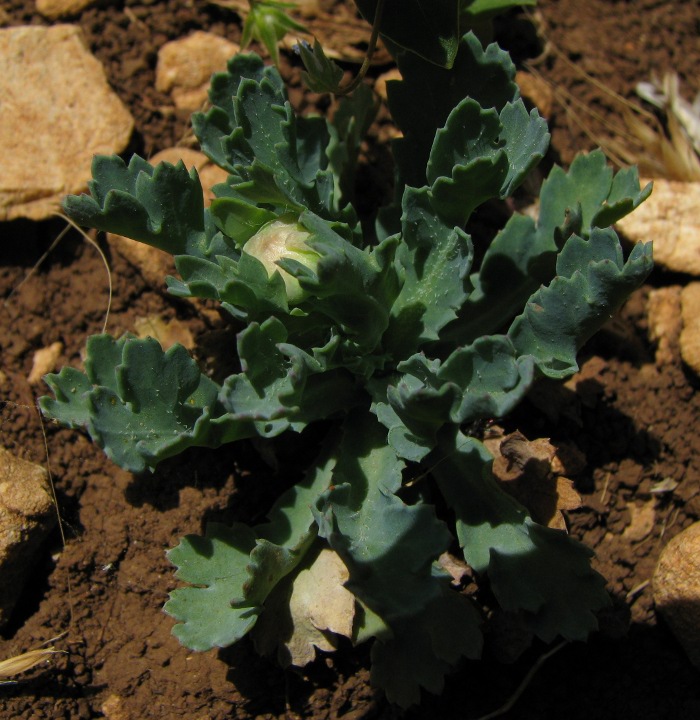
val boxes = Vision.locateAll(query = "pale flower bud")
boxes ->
[243,217,319,304]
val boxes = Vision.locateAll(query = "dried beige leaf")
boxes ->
[490,431,583,530]
[252,548,356,667]
[285,548,355,666]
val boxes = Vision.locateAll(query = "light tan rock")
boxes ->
[653,521,700,669]
[621,500,656,542]
[28,341,64,385]
[101,694,130,720]
[680,282,700,374]
[36,0,95,20]
[156,31,240,111]
[617,179,700,275]
[647,286,682,366]
[133,315,194,351]
[0,25,133,221]
[0,448,57,628]
[107,147,228,290]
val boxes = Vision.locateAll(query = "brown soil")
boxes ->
[1,1,699,718]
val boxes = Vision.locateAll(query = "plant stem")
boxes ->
[335,0,386,96]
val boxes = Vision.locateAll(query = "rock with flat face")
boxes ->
[0,25,133,221]
[617,180,700,275]
[653,521,700,669]
[36,0,96,19]
[156,31,240,111]
[0,448,57,628]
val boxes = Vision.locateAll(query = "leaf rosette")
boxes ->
[42,15,653,710]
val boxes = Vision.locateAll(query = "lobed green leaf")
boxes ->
[166,440,337,650]
[317,412,482,706]
[440,149,652,347]
[40,335,242,473]
[508,228,653,378]
[62,155,230,260]
[388,32,518,188]
[432,431,610,642]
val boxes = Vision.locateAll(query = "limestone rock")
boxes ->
[653,521,700,669]
[156,31,240,111]
[680,283,700,374]
[36,0,96,19]
[28,341,64,385]
[107,147,228,290]
[647,286,682,366]
[0,448,57,628]
[616,180,700,275]
[0,25,133,221]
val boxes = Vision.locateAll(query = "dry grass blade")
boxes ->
[0,648,59,678]
[0,645,64,685]
[524,8,700,180]
[0,632,67,683]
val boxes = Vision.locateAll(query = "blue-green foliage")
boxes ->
[42,27,652,709]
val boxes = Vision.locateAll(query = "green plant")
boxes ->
[41,5,652,708]
[219,0,308,66]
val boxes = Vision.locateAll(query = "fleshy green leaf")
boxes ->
[284,212,400,360]
[168,249,290,323]
[538,150,652,237]
[431,431,610,642]
[166,440,337,651]
[427,98,549,226]
[165,523,259,650]
[240,1,307,66]
[317,412,482,707]
[220,317,358,436]
[388,32,518,187]
[40,335,243,473]
[298,39,345,94]
[384,186,473,360]
[326,83,378,209]
[372,337,534,461]
[62,156,228,260]
[192,53,342,221]
[370,584,482,707]
[508,228,653,378]
[440,150,652,347]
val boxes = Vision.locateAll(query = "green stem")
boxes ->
[335,0,386,96]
